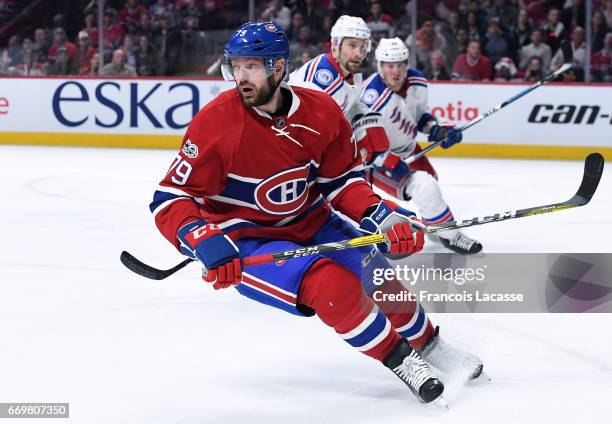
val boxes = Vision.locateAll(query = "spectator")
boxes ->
[0,49,8,74]
[75,31,96,75]
[48,28,76,63]
[22,38,33,54]
[409,19,446,70]
[464,11,485,41]
[319,14,334,53]
[452,39,493,80]
[47,46,76,75]
[515,8,533,47]
[88,52,100,75]
[122,35,138,68]
[519,29,552,70]
[153,16,181,74]
[550,26,586,71]
[289,26,318,67]
[494,56,519,81]
[487,0,518,31]
[120,0,147,33]
[7,35,23,66]
[101,48,137,76]
[367,1,395,37]
[562,0,585,30]
[137,12,155,41]
[591,11,610,52]
[425,50,451,80]
[462,0,488,30]
[435,0,457,23]
[287,12,305,43]
[604,0,612,28]
[9,49,45,76]
[150,0,176,29]
[261,0,291,31]
[591,32,612,82]
[300,0,326,42]
[33,28,49,61]
[541,7,565,52]
[81,13,97,40]
[519,0,551,25]
[179,0,203,31]
[523,55,544,82]
[455,27,469,55]
[395,1,414,41]
[136,35,163,76]
[482,19,510,66]
[91,9,125,60]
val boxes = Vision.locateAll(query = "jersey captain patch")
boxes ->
[314,69,334,86]
[254,163,311,215]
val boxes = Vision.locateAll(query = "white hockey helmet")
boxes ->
[375,37,409,74]
[330,15,372,53]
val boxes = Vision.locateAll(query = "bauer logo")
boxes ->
[182,139,199,158]
[362,88,379,105]
[254,163,311,215]
[314,69,334,86]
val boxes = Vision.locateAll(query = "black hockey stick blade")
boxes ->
[569,152,604,205]
[427,153,604,233]
[120,251,193,280]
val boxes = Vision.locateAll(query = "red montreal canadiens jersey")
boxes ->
[150,82,380,250]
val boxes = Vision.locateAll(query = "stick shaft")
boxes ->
[406,63,572,164]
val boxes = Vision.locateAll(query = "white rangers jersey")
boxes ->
[358,68,433,158]
[289,53,385,136]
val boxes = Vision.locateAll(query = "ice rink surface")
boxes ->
[1,145,611,423]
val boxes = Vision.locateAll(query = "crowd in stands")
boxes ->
[0,0,610,82]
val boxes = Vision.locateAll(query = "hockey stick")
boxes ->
[405,42,574,164]
[121,153,603,280]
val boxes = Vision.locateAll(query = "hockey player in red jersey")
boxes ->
[150,22,479,404]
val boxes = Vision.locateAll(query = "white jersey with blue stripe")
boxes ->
[359,69,429,158]
[289,53,371,126]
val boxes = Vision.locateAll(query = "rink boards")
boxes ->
[0,76,610,160]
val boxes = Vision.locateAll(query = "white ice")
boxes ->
[0,145,611,423]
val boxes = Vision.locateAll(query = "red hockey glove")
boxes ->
[360,200,425,258]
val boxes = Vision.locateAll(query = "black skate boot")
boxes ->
[439,231,483,254]
[383,339,445,404]
[420,326,484,381]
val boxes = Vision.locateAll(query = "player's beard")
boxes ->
[237,76,276,107]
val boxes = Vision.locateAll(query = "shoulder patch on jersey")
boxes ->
[314,68,334,86]
[407,68,426,79]
[182,139,199,159]
[362,88,380,105]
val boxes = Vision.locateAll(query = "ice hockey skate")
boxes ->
[420,327,484,382]
[438,231,483,255]
[383,339,446,405]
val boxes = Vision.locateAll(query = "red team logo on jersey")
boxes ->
[254,164,311,215]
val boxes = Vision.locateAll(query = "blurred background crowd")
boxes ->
[0,0,610,82]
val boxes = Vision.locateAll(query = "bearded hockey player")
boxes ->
[289,15,389,165]
[150,22,481,405]
[360,38,483,254]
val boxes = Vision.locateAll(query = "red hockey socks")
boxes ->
[370,278,434,350]
[299,259,401,362]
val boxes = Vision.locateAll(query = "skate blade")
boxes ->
[436,396,450,410]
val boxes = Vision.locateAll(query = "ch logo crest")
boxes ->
[254,163,310,215]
